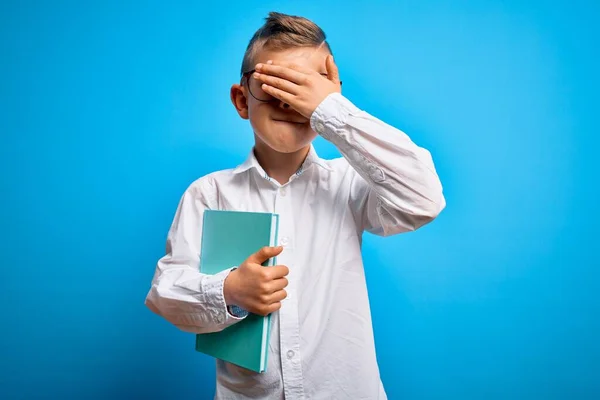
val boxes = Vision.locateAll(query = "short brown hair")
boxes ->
[240,12,332,76]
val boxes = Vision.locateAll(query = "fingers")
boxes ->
[253,71,299,95]
[269,289,287,303]
[247,246,283,265]
[255,62,309,85]
[255,301,283,316]
[268,276,289,293]
[268,265,290,280]
[254,290,287,316]
[326,54,340,84]
[240,247,290,317]
[261,84,294,105]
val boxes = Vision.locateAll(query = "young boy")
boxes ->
[145,11,445,400]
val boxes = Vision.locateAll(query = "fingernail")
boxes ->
[256,63,262,70]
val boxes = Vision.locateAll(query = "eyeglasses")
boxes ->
[241,69,343,103]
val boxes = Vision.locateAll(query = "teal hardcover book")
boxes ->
[195,210,279,373]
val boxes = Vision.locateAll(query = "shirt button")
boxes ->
[280,237,289,246]
[316,122,325,133]
[287,350,295,359]
[279,187,287,196]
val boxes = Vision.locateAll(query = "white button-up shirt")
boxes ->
[145,93,445,399]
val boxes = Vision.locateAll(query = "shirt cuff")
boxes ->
[310,92,361,140]
[200,267,247,324]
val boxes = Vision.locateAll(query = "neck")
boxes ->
[253,139,311,185]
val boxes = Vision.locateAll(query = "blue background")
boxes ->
[1,0,598,399]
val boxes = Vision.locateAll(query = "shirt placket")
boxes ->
[273,182,305,400]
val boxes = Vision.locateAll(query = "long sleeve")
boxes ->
[310,93,446,236]
[144,178,246,333]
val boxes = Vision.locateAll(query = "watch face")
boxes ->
[227,304,248,318]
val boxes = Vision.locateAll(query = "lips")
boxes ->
[273,118,308,124]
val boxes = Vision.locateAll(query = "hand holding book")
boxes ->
[224,245,289,316]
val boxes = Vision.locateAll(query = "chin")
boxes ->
[256,122,317,153]
[267,139,310,154]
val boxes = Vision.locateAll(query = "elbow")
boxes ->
[420,190,446,222]
[411,191,446,230]
[394,193,446,234]
[375,191,446,236]
[414,174,446,220]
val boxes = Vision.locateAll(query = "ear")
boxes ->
[230,83,249,120]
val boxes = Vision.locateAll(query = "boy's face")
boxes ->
[231,45,331,154]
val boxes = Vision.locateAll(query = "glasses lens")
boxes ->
[247,74,275,102]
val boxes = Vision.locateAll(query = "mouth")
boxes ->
[273,119,308,125]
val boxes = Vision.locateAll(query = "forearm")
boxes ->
[311,93,446,234]
[145,258,245,334]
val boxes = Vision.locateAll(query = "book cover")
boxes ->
[195,210,279,373]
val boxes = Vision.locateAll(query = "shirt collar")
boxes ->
[232,144,333,175]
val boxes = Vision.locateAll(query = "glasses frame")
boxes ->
[241,69,278,103]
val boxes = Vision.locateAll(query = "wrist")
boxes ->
[223,267,239,306]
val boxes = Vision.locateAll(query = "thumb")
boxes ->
[247,245,283,265]
[326,54,340,84]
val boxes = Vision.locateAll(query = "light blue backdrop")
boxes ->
[1,1,598,399]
